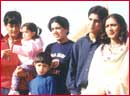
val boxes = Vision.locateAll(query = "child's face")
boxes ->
[35,62,50,75]
[5,23,20,38]
[21,26,35,40]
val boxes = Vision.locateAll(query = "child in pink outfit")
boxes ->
[9,22,43,95]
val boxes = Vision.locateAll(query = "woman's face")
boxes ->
[105,17,121,41]
[5,23,20,38]
[50,22,68,42]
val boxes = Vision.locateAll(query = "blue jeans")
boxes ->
[1,88,10,95]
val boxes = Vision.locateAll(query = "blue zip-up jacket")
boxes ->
[66,34,100,94]
[29,74,56,94]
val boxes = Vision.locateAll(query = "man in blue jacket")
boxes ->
[66,5,108,94]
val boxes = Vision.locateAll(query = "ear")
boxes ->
[32,32,36,36]
[33,62,36,67]
[65,29,69,35]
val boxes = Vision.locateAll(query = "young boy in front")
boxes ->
[29,52,56,95]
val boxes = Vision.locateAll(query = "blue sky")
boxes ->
[1,1,129,49]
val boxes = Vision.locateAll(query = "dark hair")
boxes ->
[101,13,128,44]
[21,22,42,39]
[48,16,69,35]
[88,6,108,42]
[88,5,108,21]
[4,11,22,25]
[33,52,52,65]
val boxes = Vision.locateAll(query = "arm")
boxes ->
[47,77,56,94]
[1,49,11,58]
[66,43,80,94]
[12,39,43,57]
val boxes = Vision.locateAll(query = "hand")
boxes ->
[51,59,60,68]
[14,66,27,77]
[1,49,11,58]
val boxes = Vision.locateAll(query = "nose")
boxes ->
[89,21,95,28]
[39,66,44,71]
[107,25,112,31]
[11,26,17,31]
[52,28,58,34]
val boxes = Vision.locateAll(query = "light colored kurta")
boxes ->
[81,44,129,95]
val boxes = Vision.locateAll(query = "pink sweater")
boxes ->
[12,37,43,65]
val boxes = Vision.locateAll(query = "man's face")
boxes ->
[5,23,20,38]
[88,13,102,35]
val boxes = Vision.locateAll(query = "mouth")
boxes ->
[109,31,114,35]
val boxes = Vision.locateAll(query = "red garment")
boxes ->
[1,35,21,89]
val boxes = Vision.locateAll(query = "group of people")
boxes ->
[1,5,129,95]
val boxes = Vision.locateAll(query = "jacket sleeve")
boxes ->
[47,77,56,94]
[66,43,81,94]
[12,39,43,57]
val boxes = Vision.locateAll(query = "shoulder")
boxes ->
[45,42,57,50]
[47,42,57,47]
[65,40,74,47]
[76,36,87,43]
[73,36,88,49]
[34,37,43,43]
[95,44,105,52]
[29,77,37,85]
[68,40,74,44]
[46,75,54,80]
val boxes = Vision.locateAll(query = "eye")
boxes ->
[105,25,109,28]
[111,24,117,27]
[89,18,92,21]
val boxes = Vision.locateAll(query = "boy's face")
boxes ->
[35,62,50,75]
[5,23,20,38]
[88,13,102,35]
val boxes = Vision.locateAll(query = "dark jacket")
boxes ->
[66,34,100,94]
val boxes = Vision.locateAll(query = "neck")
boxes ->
[8,36,16,41]
[89,32,97,43]
[110,39,122,48]
[57,37,69,44]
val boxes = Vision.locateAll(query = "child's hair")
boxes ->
[4,11,22,25]
[21,22,42,39]
[33,52,52,65]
